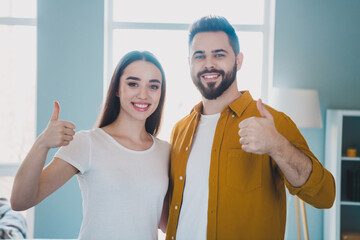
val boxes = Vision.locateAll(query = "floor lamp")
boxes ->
[270,87,323,240]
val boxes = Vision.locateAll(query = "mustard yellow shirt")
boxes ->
[166,91,335,240]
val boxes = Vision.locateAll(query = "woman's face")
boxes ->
[117,60,162,122]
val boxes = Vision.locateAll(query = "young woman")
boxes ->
[11,51,170,240]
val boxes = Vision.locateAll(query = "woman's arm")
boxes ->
[159,190,169,233]
[11,102,77,211]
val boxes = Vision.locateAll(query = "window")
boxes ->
[106,0,275,143]
[0,0,37,237]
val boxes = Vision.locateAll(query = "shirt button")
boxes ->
[171,236,174,240]
[175,205,178,210]
[179,176,183,180]
[232,114,235,117]
[185,147,189,151]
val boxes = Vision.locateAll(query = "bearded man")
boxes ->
[165,15,335,240]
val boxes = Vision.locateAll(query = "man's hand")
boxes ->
[238,99,284,155]
[239,99,313,187]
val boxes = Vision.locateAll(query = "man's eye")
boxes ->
[215,54,224,58]
[128,82,138,87]
[194,55,205,60]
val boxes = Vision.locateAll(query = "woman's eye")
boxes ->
[150,85,159,90]
[128,82,138,87]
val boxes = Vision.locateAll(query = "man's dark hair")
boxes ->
[188,15,240,55]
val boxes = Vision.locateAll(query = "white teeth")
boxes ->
[134,104,149,108]
[203,75,218,79]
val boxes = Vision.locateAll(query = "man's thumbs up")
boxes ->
[257,98,273,120]
[238,99,277,154]
[51,101,60,121]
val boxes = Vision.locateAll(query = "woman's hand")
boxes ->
[38,101,76,149]
[11,101,78,211]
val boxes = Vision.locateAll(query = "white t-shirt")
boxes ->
[54,128,170,240]
[176,113,220,240]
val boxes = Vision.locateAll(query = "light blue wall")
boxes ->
[34,0,360,238]
[274,0,360,239]
[36,0,104,238]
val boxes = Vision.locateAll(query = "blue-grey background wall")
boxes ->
[36,0,104,238]
[274,0,360,239]
[35,0,360,238]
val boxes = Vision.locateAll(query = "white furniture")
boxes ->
[324,109,360,240]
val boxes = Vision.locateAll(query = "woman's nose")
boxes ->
[137,86,148,99]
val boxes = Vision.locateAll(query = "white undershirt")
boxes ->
[176,113,220,240]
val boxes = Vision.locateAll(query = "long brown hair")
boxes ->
[96,51,166,137]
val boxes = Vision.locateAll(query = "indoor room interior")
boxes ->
[1,0,360,239]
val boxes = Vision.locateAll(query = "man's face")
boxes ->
[189,31,243,100]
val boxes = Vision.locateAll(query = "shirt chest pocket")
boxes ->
[226,149,263,192]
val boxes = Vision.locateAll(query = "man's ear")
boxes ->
[236,53,244,71]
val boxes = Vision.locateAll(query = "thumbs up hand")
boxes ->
[238,99,282,155]
[39,101,76,149]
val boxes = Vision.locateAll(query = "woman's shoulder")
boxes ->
[75,128,103,137]
[153,136,171,150]
[71,129,103,144]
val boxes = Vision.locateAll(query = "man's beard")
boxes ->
[192,63,237,100]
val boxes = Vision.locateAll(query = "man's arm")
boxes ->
[238,99,312,187]
[265,131,312,187]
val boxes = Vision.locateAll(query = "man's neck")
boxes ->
[201,83,241,115]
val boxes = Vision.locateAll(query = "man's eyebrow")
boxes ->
[212,49,228,54]
[192,50,205,57]
[192,49,228,57]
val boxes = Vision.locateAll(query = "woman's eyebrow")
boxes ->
[126,77,160,83]
[126,76,140,81]
[149,79,161,83]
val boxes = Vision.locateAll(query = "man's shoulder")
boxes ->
[173,111,197,130]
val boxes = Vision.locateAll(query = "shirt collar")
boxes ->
[190,90,254,117]
[228,91,254,117]
[191,101,203,115]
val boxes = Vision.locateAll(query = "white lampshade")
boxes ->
[270,87,323,128]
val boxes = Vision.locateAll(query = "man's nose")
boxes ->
[204,57,215,70]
